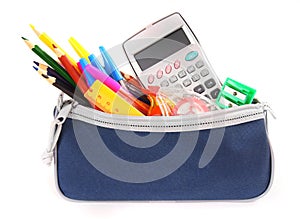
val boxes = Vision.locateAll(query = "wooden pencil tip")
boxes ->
[29,24,41,36]
[32,66,38,71]
[33,61,39,66]
[52,44,57,49]
[21,36,28,40]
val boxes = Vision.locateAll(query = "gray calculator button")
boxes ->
[178,70,187,78]
[183,79,192,87]
[195,60,204,68]
[187,65,196,73]
[210,88,220,99]
[191,73,200,82]
[169,75,178,83]
[204,78,216,88]
[193,84,205,94]
[200,69,209,77]
[160,80,169,87]
[175,84,183,89]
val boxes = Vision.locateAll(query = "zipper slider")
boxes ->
[42,100,74,166]
[262,102,276,119]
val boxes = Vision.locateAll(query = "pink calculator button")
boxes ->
[174,60,180,69]
[148,74,155,84]
[165,64,172,74]
[157,70,163,79]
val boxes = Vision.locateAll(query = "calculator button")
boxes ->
[175,84,183,89]
[183,79,192,87]
[210,88,220,99]
[185,51,199,61]
[156,70,163,79]
[193,84,205,94]
[169,75,178,83]
[187,65,196,73]
[178,70,187,78]
[204,78,216,88]
[165,64,172,74]
[195,60,204,68]
[200,69,209,77]
[160,80,169,87]
[148,74,154,84]
[191,73,201,82]
[174,60,180,69]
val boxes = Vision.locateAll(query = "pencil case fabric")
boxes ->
[46,99,273,201]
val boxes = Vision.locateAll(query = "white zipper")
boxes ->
[68,102,269,132]
[43,99,273,165]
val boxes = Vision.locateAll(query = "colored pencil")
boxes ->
[121,71,144,88]
[21,37,76,87]
[33,66,74,91]
[34,68,89,106]
[33,61,75,89]
[34,66,74,93]
[52,44,88,93]
[30,24,78,68]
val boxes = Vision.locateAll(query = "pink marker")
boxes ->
[85,64,121,93]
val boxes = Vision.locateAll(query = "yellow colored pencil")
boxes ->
[30,24,78,68]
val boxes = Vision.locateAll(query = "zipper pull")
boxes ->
[263,103,276,119]
[42,101,74,166]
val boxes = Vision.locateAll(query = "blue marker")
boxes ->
[88,54,108,75]
[79,57,89,70]
[79,58,95,87]
[99,46,126,88]
[83,69,96,87]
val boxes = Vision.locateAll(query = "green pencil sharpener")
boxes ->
[216,78,256,109]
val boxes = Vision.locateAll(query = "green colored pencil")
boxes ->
[22,37,76,87]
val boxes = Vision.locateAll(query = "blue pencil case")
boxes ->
[43,95,274,201]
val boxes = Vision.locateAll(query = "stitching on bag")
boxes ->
[69,111,264,129]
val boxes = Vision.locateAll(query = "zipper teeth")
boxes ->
[69,111,264,129]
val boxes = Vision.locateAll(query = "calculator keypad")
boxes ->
[210,88,221,99]
[157,70,163,79]
[174,60,180,69]
[160,80,169,87]
[187,65,196,73]
[191,73,200,82]
[140,45,221,99]
[194,84,205,94]
[195,60,204,68]
[165,64,172,74]
[178,70,187,78]
[183,79,192,87]
[169,75,178,83]
[200,69,209,77]
[204,78,216,89]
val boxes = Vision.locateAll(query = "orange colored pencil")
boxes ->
[52,44,88,93]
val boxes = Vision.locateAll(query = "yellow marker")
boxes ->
[68,37,90,62]
[29,24,77,68]
[84,80,144,116]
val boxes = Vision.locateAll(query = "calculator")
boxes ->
[122,12,222,100]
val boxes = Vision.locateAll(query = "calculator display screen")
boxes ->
[134,28,191,71]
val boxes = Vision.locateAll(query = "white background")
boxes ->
[1,0,299,218]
